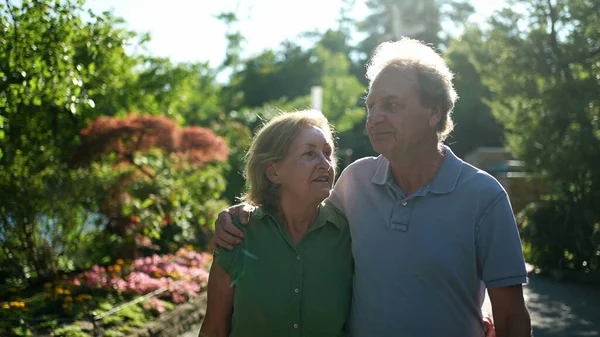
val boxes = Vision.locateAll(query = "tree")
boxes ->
[0,0,231,284]
[71,113,229,259]
[464,0,600,272]
[444,34,505,157]
[353,0,475,84]
[0,0,143,284]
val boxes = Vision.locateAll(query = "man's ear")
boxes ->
[428,106,442,128]
[265,163,281,184]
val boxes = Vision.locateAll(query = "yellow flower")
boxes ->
[63,289,71,295]
[116,259,124,265]
[184,244,194,251]
[62,303,70,309]
[79,294,91,301]
[2,304,9,309]
[64,296,73,302]
[114,265,122,273]
[55,288,64,295]
[9,301,25,308]
[107,266,114,272]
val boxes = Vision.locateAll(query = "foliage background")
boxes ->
[0,0,599,334]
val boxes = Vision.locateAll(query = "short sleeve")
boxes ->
[476,191,528,289]
[215,218,245,281]
[215,246,238,275]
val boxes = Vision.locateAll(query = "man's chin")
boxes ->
[371,144,389,157]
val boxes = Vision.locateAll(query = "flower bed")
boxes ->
[0,247,211,337]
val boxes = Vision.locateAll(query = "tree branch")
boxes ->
[545,0,574,83]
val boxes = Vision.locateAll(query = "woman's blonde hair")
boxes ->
[241,110,336,207]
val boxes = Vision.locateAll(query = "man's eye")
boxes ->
[304,151,315,157]
[387,103,403,111]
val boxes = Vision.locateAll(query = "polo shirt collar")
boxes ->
[254,201,345,230]
[371,155,391,186]
[371,145,463,195]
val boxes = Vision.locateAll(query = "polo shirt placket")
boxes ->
[273,223,306,337]
[290,249,302,336]
[385,172,431,232]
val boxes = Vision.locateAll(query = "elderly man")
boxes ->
[214,38,531,337]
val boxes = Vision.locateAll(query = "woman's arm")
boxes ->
[199,262,234,337]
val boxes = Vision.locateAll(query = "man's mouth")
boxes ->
[371,130,393,136]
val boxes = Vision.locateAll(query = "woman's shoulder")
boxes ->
[230,205,276,237]
[321,201,349,231]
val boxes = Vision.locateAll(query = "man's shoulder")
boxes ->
[340,155,382,177]
[457,160,507,198]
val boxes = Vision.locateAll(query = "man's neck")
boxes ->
[387,143,445,196]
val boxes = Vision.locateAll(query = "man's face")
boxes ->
[365,66,440,158]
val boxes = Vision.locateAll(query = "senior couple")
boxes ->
[200,38,531,337]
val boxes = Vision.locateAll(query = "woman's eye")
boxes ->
[304,151,315,157]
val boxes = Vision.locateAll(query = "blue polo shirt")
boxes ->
[328,145,527,337]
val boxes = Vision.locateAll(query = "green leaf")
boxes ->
[140,198,153,209]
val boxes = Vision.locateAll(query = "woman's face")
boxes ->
[270,126,335,205]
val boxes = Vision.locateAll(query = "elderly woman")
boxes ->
[200,110,353,337]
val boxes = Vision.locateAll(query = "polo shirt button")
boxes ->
[296,255,301,260]
[294,288,300,293]
[401,201,407,206]
[293,323,299,329]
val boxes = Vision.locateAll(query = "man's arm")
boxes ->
[475,189,530,337]
[199,263,234,337]
[213,204,255,251]
[488,285,531,337]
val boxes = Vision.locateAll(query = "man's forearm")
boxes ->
[495,309,532,337]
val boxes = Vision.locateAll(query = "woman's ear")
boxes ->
[265,163,281,184]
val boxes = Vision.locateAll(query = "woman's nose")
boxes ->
[318,153,332,170]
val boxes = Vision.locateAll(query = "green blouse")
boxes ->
[216,202,353,337]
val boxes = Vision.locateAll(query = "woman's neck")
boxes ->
[276,195,320,244]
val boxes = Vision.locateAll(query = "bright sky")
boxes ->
[86,0,505,68]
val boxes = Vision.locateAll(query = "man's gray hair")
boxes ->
[366,37,458,142]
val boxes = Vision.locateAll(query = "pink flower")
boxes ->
[69,246,212,308]
[143,297,168,314]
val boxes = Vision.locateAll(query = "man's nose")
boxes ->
[366,107,385,126]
